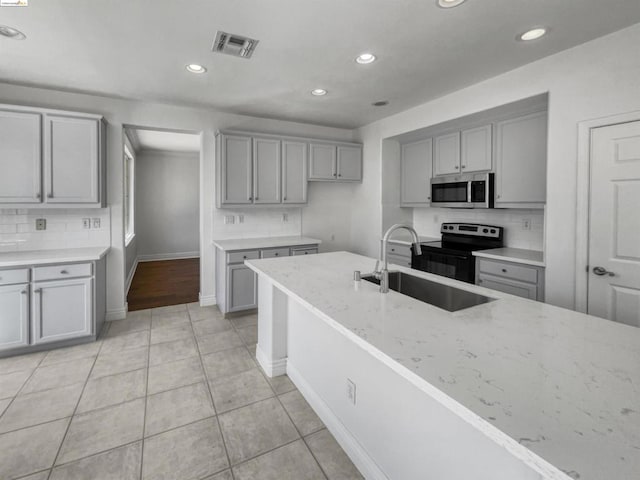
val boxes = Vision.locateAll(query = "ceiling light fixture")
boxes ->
[0,25,26,40]
[519,27,547,41]
[311,89,327,96]
[436,0,467,8]
[356,53,376,64]
[186,64,207,74]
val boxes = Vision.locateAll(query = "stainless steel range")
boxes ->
[411,223,504,284]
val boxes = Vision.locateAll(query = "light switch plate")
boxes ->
[237,214,244,224]
[35,218,46,231]
[82,218,91,229]
[224,215,235,225]
[92,218,101,229]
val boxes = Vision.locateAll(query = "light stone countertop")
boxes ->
[0,247,110,268]
[473,247,545,267]
[213,235,321,251]
[246,251,640,480]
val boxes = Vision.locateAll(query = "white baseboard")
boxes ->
[199,294,217,307]
[256,345,288,377]
[287,362,388,480]
[137,252,199,262]
[125,259,139,296]
[105,307,127,321]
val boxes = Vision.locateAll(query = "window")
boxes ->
[124,144,135,245]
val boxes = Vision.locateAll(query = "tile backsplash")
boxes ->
[413,208,545,250]
[213,207,302,240]
[0,208,111,252]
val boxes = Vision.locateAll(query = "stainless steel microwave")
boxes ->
[430,172,494,208]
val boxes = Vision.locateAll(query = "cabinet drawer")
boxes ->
[386,253,412,268]
[0,268,29,286]
[291,247,318,256]
[33,262,92,281]
[261,248,290,259]
[477,273,537,300]
[226,250,260,265]
[478,259,537,283]
[385,244,412,259]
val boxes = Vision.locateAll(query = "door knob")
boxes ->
[592,266,615,277]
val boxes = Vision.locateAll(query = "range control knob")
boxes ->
[490,229,496,234]
[483,228,488,233]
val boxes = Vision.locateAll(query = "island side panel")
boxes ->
[285,297,556,480]
[256,275,289,376]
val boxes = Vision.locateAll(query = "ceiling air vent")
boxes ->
[212,31,259,59]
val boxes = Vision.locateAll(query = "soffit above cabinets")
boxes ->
[1,1,639,128]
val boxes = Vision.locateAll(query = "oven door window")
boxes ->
[470,181,487,203]
[432,182,468,203]
[422,251,473,283]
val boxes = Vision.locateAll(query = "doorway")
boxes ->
[123,127,201,311]
[582,119,640,327]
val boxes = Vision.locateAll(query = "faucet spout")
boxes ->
[379,224,421,293]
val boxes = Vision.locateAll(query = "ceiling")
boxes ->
[126,128,200,154]
[1,1,639,129]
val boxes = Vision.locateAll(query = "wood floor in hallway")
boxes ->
[127,258,199,311]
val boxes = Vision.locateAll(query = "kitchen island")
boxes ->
[246,251,639,480]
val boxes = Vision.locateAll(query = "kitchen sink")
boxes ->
[362,271,495,312]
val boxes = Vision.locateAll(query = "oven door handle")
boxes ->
[425,253,470,261]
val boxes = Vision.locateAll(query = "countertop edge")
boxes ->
[213,236,322,251]
[0,247,111,268]
[473,249,545,267]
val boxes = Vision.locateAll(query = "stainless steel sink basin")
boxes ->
[363,271,495,312]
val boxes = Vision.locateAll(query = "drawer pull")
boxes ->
[243,256,247,259]
[304,252,308,255]
[283,196,287,201]
[60,270,69,274]
[275,253,279,256]
[21,290,27,295]
[501,268,507,273]
[34,289,42,293]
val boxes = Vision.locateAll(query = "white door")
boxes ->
[337,146,362,181]
[45,115,99,203]
[253,138,281,204]
[400,139,432,206]
[433,132,460,176]
[221,135,253,204]
[308,144,336,180]
[32,278,93,344]
[0,284,30,351]
[461,125,492,173]
[0,109,42,203]
[282,141,307,204]
[588,120,640,327]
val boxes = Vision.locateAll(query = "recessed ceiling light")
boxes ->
[186,64,207,74]
[355,53,376,65]
[0,25,26,40]
[372,100,389,107]
[436,0,467,8]
[519,28,547,41]
[311,89,327,96]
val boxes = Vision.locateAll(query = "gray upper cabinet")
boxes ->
[434,132,461,176]
[221,134,253,205]
[309,143,337,180]
[45,115,100,204]
[337,145,362,181]
[253,137,281,204]
[495,111,548,207]
[282,140,307,204]
[0,104,105,208]
[461,124,492,173]
[0,110,42,204]
[401,139,433,206]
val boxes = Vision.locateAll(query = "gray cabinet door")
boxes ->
[401,139,432,206]
[221,134,253,205]
[32,277,93,344]
[309,143,336,180]
[0,284,30,351]
[495,112,547,206]
[0,109,42,203]
[282,141,307,203]
[434,132,461,176]
[337,145,362,181]
[461,124,492,173]
[45,115,100,203]
[227,265,257,312]
[253,137,281,204]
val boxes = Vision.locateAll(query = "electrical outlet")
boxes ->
[92,218,101,229]
[347,379,356,405]
[282,213,288,223]
[237,214,244,224]
[35,219,46,231]
[224,215,235,225]
[82,218,91,229]
[522,218,532,231]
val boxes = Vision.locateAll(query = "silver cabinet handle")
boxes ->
[248,197,252,201]
[47,193,53,198]
[501,268,507,273]
[454,165,460,169]
[461,165,466,169]
[21,290,27,295]
[283,196,287,201]
[60,270,68,274]
[274,253,279,256]
[34,288,42,293]
[36,192,41,199]
[255,197,259,200]
[592,266,615,277]
[338,173,342,177]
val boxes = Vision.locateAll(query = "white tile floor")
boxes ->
[0,303,363,480]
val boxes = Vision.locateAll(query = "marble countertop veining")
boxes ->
[0,247,110,268]
[246,251,640,480]
[212,235,321,251]
[473,247,545,267]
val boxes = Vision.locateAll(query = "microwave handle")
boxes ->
[467,181,472,203]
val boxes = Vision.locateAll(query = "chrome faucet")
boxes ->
[357,224,422,293]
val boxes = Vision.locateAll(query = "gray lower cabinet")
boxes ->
[0,259,106,356]
[384,242,413,268]
[227,264,258,313]
[475,257,545,302]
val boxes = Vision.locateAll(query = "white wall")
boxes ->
[352,23,640,310]
[0,82,354,318]
[136,150,199,260]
